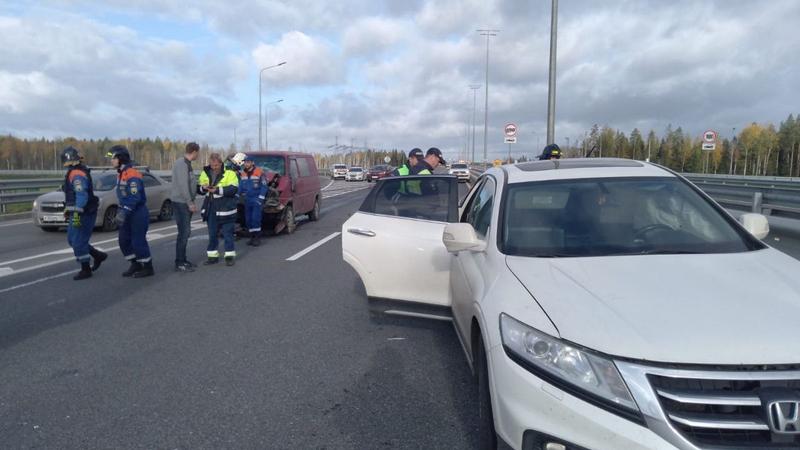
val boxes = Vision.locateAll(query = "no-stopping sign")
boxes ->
[703,130,717,143]
[504,123,517,137]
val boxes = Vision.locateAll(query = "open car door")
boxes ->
[342,175,459,318]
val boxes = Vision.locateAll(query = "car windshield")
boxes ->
[248,155,285,175]
[334,164,346,169]
[501,177,763,257]
[371,165,387,171]
[92,173,118,191]
[452,164,468,169]
[350,168,363,172]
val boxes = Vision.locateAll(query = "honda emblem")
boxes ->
[768,401,800,434]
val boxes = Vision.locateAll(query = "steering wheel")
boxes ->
[634,224,675,239]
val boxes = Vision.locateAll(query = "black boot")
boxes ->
[204,257,219,265]
[251,235,261,247]
[89,248,108,271]
[225,256,235,266]
[133,261,155,278]
[122,260,142,277]
[73,262,92,281]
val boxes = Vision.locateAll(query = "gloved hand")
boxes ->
[114,208,128,226]
[64,211,72,221]
[70,212,81,227]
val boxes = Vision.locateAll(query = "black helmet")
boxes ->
[107,145,131,164]
[539,144,562,160]
[60,146,82,166]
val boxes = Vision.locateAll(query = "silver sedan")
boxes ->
[32,169,174,232]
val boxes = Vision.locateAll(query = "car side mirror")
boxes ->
[443,223,486,253]
[739,213,769,240]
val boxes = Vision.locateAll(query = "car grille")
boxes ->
[649,373,800,448]
[41,202,65,212]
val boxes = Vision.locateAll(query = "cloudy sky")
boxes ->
[1,0,798,161]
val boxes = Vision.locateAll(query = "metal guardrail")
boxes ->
[468,166,800,219]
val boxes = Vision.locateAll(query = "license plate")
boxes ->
[42,215,64,223]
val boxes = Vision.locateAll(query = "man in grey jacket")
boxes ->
[172,142,199,272]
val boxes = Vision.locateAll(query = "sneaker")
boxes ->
[175,263,195,273]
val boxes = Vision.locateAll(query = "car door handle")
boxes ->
[347,228,376,237]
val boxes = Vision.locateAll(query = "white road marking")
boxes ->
[0,219,32,228]
[0,220,202,267]
[285,232,341,261]
[321,179,335,191]
[0,270,77,294]
[0,268,14,276]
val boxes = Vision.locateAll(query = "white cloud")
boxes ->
[343,17,406,57]
[252,31,343,87]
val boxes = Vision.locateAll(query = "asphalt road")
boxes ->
[1,178,799,449]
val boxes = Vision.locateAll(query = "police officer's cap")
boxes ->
[107,145,131,163]
[408,148,423,159]
[539,144,562,160]
[60,146,82,166]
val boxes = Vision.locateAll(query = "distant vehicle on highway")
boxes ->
[241,151,321,234]
[342,159,799,450]
[448,162,470,182]
[345,166,365,182]
[33,168,173,232]
[331,164,348,180]
[366,165,393,182]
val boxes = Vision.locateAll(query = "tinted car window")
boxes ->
[452,163,468,169]
[142,174,160,187]
[250,155,285,175]
[349,167,363,172]
[296,158,312,177]
[92,173,118,191]
[501,177,763,257]
[367,177,453,222]
[464,178,495,239]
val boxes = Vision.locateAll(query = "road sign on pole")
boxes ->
[702,143,716,151]
[703,130,717,143]
[384,156,391,164]
[504,123,517,137]
[504,137,517,144]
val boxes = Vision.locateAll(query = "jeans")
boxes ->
[173,202,193,265]
[206,215,235,259]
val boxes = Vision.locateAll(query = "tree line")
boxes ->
[2,114,799,176]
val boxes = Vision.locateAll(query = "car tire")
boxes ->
[102,206,119,232]
[308,197,320,222]
[284,204,296,234]
[476,334,498,449]
[157,200,173,221]
[41,226,59,232]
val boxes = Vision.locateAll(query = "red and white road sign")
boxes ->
[504,123,517,137]
[703,130,717,143]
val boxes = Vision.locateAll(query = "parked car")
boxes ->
[345,166,365,182]
[33,167,173,232]
[448,162,470,182]
[241,151,321,234]
[342,158,800,450]
[331,164,348,180]
[367,165,393,182]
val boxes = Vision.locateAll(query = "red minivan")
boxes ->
[241,151,322,234]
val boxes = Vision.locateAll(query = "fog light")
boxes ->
[544,443,566,450]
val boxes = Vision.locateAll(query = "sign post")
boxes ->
[702,130,717,173]
[504,123,517,163]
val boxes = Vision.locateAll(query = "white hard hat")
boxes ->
[231,152,247,166]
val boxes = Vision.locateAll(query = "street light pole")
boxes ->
[265,99,283,151]
[478,29,498,165]
[469,84,481,163]
[258,61,286,151]
[546,0,558,146]
[729,127,736,175]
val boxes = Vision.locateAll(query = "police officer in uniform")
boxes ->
[109,145,154,278]
[392,148,424,176]
[61,146,107,280]
[410,147,447,175]
[538,143,562,160]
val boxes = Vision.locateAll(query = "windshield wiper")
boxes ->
[636,249,704,255]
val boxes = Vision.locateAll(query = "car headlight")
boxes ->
[33,199,39,209]
[500,313,640,418]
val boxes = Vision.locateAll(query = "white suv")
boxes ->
[342,159,800,450]
[346,166,365,182]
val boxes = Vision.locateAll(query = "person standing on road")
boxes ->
[171,142,200,272]
[198,153,239,266]
[392,148,424,176]
[61,146,107,280]
[239,155,268,247]
[109,145,154,278]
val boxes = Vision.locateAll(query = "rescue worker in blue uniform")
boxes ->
[61,146,107,280]
[199,153,240,266]
[239,155,268,247]
[109,145,154,278]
